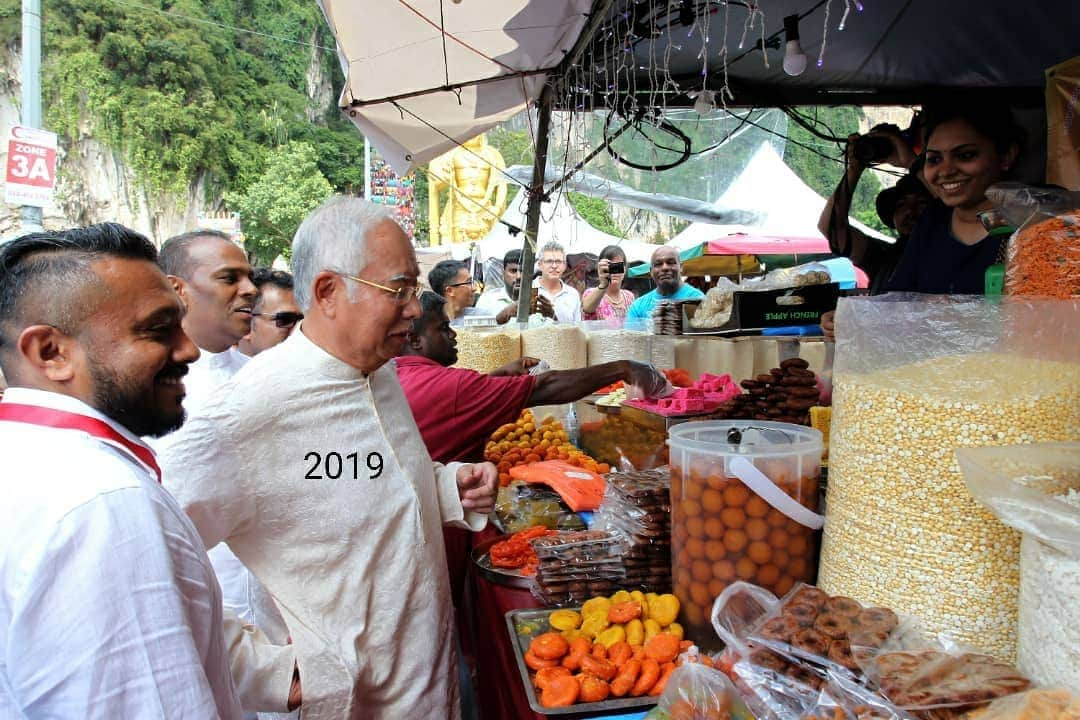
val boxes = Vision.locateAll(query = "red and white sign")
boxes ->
[5,125,58,207]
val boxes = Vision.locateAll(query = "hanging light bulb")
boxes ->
[782,14,808,76]
[693,89,716,115]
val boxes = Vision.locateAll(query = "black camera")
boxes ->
[853,134,896,165]
[608,261,625,275]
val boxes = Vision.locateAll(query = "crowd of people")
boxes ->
[430,240,706,326]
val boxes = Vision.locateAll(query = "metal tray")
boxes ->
[472,534,534,589]
[505,607,659,716]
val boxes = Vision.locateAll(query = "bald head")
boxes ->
[650,246,682,295]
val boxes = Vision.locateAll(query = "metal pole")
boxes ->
[363,136,371,201]
[20,0,43,231]
[516,83,554,323]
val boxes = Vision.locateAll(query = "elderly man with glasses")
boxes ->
[161,196,498,720]
[537,241,582,322]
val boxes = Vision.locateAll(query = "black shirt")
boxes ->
[887,202,1004,294]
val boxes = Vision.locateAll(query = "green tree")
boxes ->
[229,141,333,264]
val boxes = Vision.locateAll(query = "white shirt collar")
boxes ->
[0,387,152,450]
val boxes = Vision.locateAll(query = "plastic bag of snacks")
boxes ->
[644,662,756,720]
[800,670,914,720]
[820,296,1080,661]
[730,655,824,720]
[962,687,1080,720]
[956,443,1080,692]
[858,640,1031,714]
[985,183,1080,298]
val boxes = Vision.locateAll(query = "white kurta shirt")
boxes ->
[161,329,487,720]
[152,346,295,716]
[539,280,583,322]
[0,388,242,719]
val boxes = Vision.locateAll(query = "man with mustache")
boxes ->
[626,245,704,320]
[0,224,241,717]
[157,231,299,718]
[161,196,499,719]
[474,249,554,323]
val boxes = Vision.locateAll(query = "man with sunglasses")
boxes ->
[239,268,303,357]
[161,196,498,720]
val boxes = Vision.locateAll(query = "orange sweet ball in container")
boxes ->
[668,421,824,649]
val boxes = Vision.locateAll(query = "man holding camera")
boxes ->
[818,125,932,296]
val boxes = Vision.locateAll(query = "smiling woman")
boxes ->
[887,103,1024,295]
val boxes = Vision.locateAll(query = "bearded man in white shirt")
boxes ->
[0,223,242,718]
[537,241,583,322]
[161,196,499,720]
[157,231,298,718]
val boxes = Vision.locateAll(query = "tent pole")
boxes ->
[516,82,554,323]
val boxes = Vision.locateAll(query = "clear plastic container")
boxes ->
[667,421,824,648]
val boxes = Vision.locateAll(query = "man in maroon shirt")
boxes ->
[396,292,666,465]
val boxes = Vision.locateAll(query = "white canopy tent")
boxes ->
[318,0,592,175]
[671,143,895,251]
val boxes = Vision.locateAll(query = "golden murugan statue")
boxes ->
[427,133,509,245]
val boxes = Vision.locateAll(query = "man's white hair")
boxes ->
[539,241,565,256]
[291,195,396,311]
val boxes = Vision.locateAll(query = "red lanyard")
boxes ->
[0,402,161,482]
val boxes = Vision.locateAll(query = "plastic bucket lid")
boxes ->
[668,420,822,459]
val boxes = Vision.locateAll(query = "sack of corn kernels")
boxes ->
[819,296,1080,662]
[958,443,1080,692]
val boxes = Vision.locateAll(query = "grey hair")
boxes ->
[290,195,396,311]
[539,241,565,256]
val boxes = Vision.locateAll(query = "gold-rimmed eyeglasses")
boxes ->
[338,272,422,306]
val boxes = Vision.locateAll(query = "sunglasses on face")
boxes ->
[251,311,304,328]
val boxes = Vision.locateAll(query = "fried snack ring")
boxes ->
[857,607,899,634]
[562,637,591,671]
[648,662,677,696]
[848,626,890,650]
[748,648,788,673]
[760,616,799,642]
[814,611,854,639]
[530,632,570,661]
[580,654,617,682]
[784,601,820,626]
[610,658,641,697]
[578,674,611,703]
[525,650,560,670]
[781,358,810,370]
[827,638,860,671]
[540,674,579,708]
[644,632,680,664]
[534,666,572,690]
[790,586,829,607]
[607,600,642,624]
[823,595,862,618]
[792,627,831,656]
[875,650,1031,708]
[607,641,633,668]
[631,658,660,696]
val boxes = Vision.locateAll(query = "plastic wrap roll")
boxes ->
[521,324,587,371]
[585,329,652,367]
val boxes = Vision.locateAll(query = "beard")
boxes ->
[90,362,188,438]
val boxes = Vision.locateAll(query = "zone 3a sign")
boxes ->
[4,125,58,207]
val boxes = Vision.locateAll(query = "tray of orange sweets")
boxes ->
[506,590,713,715]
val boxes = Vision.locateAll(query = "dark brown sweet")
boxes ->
[857,606,899,634]
[760,616,799,642]
[789,586,829,608]
[814,612,854,639]
[823,595,862,618]
[791,627,831,656]
[827,638,860,671]
[780,358,810,370]
[783,601,820,626]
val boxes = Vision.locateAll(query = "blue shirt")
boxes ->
[626,283,706,320]
[887,202,1004,294]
